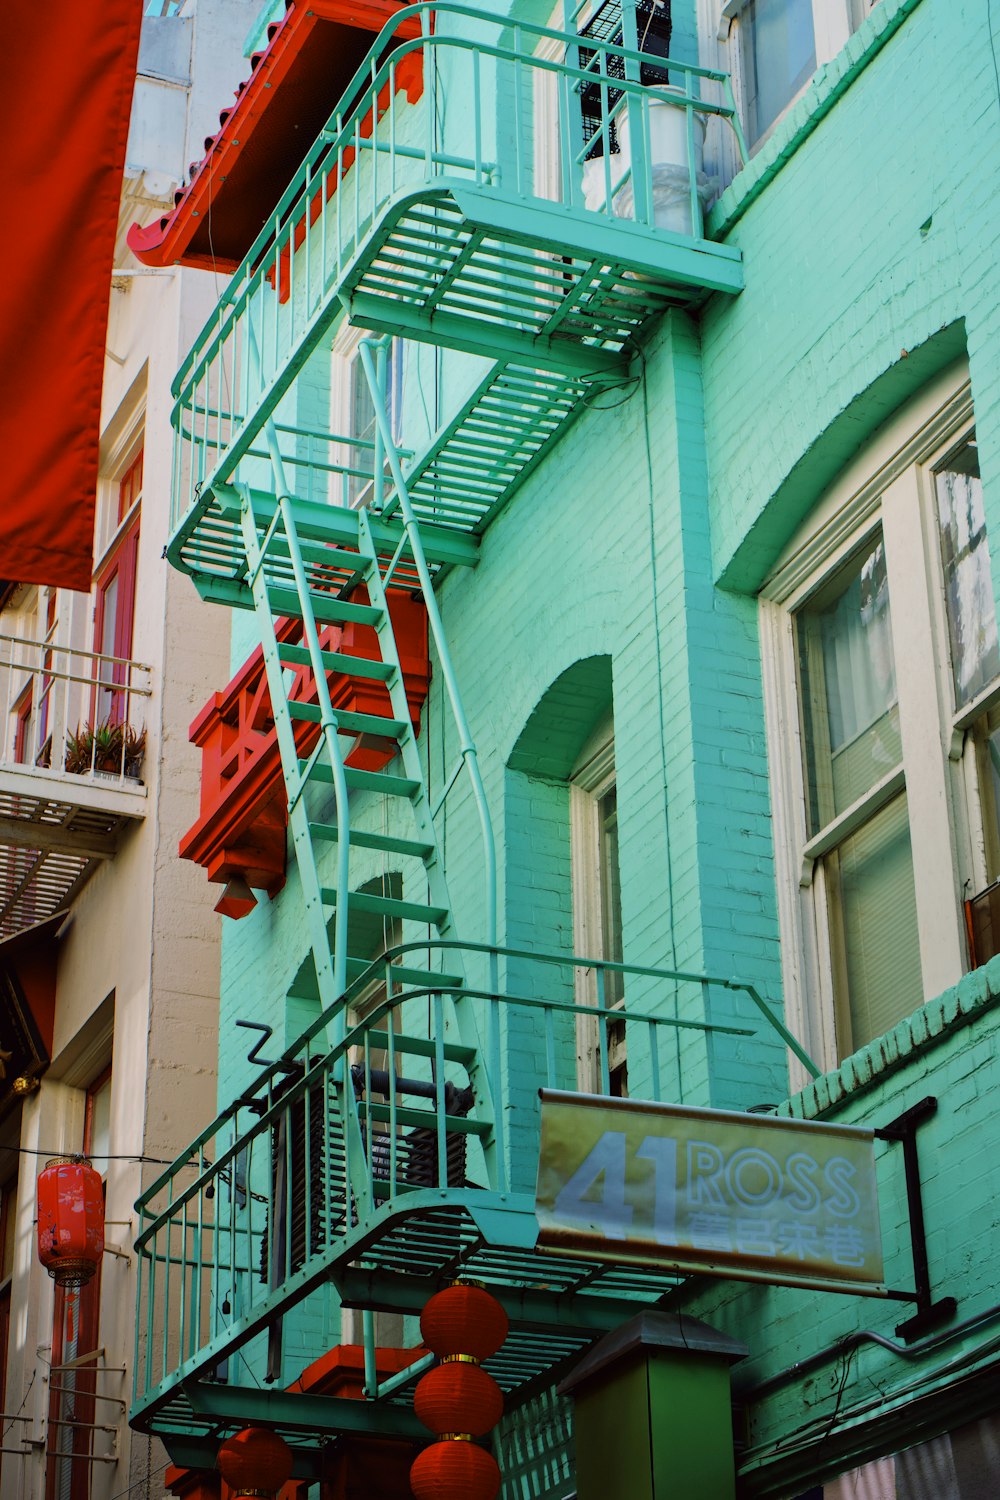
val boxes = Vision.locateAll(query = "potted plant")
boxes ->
[64,721,147,779]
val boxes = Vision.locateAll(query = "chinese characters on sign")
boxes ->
[535,1092,885,1295]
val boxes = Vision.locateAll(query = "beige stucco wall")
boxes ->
[0,1,251,1492]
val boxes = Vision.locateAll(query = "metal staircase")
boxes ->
[228,327,498,1128]
[130,2,770,1477]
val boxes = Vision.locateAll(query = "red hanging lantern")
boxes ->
[36,1158,104,1287]
[414,1361,504,1437]
[217,1427,293,1499]
[419,1283,509,1364]
[410,1438,501,1500]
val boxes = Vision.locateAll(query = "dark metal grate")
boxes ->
[578,0,673,153]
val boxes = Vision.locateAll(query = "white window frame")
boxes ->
[761,367,985,1086]
[570,715,626,1091]
[533,5,566,204]
[707,0,852,151]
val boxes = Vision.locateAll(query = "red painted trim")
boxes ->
[127,0,423,272]
[13,683,32,765]
[92,513,140,726]
[179,592,430,904]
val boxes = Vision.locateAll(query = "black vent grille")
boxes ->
[578,0,673,155]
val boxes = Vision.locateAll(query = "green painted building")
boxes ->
[128,0,1000,1493]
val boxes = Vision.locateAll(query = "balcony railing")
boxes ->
[0,636,153,936]
[168,2,745,586]
[0,634,152,786]
[132,939,811,1440]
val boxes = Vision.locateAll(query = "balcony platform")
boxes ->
[340,182,743,377]
[130,943,803,1463]
[131,1186,685,1471]
[0,772,147,938]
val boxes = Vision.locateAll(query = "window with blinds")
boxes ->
[762,373,988,1078]
[795,533,920,1053]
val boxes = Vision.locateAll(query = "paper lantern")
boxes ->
[414,1361,504,1437]
[419,1283,509,1364]
[410,1438,501,1500]
[36,1158,104,1287]
[217,1427,293,1498]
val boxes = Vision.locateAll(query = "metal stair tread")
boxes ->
[286,953,375,1000]
[238,486,480,568]
[309,822,434,861]
[320,887,449,927]
[360,1100,490,1135]
[289,703,408,739]
[267,585,383,627]
[280,642,395,681]
[384,967,464,994]
[300,761,420,798]
[366,1025,473,1065]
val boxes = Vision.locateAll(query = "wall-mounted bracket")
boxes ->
[876,1096,957,1342]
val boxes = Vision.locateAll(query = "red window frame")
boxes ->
[45,1067,110,1500]
[13,682,32,764]
[116,449,142,527]
[92,519,140,727]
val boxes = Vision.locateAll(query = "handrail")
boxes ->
[167,1,743,504]
[174,0,741,388]
[0,634,153,782]
[131,934,812,1405]
[134,937,816,1219]
[359,334,499,968]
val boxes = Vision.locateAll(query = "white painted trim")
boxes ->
[570,714,617,1088]
[714,0,892,152]
[760,363,983,1064]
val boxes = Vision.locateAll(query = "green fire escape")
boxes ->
[131,2,799,1482]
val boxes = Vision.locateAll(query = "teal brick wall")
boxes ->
[703,0,999,598]
[676,963,1000,1494]
[199,0,1000,1438]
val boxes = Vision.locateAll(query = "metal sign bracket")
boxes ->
[876,1095,957,1342]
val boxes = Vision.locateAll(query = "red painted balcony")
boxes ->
[179,592,429,902]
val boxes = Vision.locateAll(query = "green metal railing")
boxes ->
[168,2,746,553]
[132,939,814,1412]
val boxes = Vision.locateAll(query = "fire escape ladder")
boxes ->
[232,330,499,1187]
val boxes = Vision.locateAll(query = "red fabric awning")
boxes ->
[1,2,142,593]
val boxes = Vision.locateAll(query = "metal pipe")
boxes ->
[739,1301,1000,1402]
[357,340,498,967]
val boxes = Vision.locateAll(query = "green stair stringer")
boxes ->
[232,432,499,1183]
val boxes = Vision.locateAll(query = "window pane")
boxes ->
[741,0,817,142]
[936,435,998,708]
[837,794,921,1051]
[88,1078,112,1165]
[972,704,1000,883]
[349,343,400,504]
[797,534,901,832]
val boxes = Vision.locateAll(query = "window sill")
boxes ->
[708,0,926,241]
[779,956,1000,1124]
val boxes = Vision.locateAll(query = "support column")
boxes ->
[558,1310,746,1500]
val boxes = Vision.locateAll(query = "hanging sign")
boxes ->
[535,1091,885,1295]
